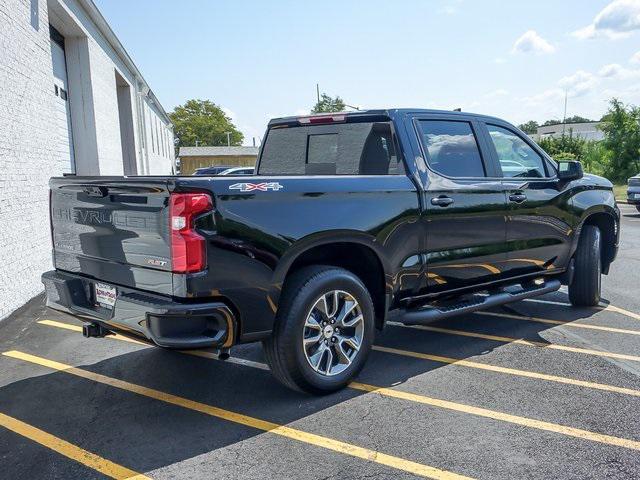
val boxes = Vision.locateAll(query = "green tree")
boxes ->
[538,131,587,161]
[518,120,539,134]
[581,141,609,177]
[170,99,243,149]
[311,93,346,113]
[563,115,593,124]
[599,98,640,183]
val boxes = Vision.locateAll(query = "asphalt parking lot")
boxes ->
[0,203,639,480]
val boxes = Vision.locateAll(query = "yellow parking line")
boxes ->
[7,350,640,455]
[0,412,148,480]
[602,304,640,321]
[371,345,640,397]
[475,311,640,336]
[2,350,470,480]
[389,323,640,363]
[601,304,640,321]
[38,320,148,345]
[525,299,640,322]
[35,321,640,450]
[39,319,640,399]
[347,382,640,451]
[38,320,270,371]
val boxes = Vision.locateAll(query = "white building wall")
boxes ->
[0,0,175,320]
[0,0,63,320]
[50,0,175,176]
[145,100,174,174]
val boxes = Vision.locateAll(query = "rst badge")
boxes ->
[229,182,284,192]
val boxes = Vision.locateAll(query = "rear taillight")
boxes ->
[169,193,213,273]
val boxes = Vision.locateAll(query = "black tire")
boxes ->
[568,225,602,307]
[263,266,375,394]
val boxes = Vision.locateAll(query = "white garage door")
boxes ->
[50,26,75,174]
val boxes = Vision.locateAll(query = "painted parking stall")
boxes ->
[0,212,639,479]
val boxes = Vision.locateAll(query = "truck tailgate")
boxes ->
[50,177,174,295]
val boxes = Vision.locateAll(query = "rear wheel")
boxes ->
[568,225,601,307]
[263,266,375,394]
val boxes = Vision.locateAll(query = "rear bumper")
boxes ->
[42,270,236,349]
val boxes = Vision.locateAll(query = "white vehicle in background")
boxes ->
[219,166,255,176]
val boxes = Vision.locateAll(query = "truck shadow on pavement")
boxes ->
[0,290,621,476]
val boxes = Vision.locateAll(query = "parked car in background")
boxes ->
[218,166,255,176]
[628,175,640,212]
[193,165,234,176]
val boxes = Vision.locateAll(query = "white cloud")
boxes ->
[493,57,507,64]
[438,0,462,15]
[598,63,640,79]
[630,50,640,64]
[439,5,457,15]
[517,59,640,123]
[221,107,237,122]
[522,88,564,107]
[523,70,597,108]
[572,0,640,39]
[511,30,556,55]
[558,70,599,97]
[483,89,509,99]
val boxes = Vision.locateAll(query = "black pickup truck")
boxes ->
[43,109,620,393]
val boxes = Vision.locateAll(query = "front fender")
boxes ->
[568,186,620,261]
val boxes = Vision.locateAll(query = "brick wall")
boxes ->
[0,0,63,319]
[0,0,174,320]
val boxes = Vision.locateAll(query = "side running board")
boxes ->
[399,279,561,325]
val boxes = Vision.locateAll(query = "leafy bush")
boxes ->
[538,131,587,161]
[534,98,640,182]
[600,99,640,183]
[581,142,608,177]
[553,152,577,161]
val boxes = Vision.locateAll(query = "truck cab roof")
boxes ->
[268,108,506,127]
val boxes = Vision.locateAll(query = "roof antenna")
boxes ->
[453,108,461,112]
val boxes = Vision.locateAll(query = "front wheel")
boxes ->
[568,225,601,307]
[263,266,375,394]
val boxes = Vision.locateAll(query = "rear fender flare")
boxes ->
[268,230,392,310]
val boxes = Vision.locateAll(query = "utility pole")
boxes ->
[316,83,320,103]
[225,132,231,147]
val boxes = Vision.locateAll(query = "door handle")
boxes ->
[431,195,454,207]
[509,193,527,203]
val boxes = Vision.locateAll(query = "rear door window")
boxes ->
[418,120,486,178]
[486,124,547,178]
[258,122,404,175]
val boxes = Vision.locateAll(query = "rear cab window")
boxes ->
[418,120,486,178]
[258,121,404,175]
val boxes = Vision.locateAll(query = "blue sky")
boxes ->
[95,0,640,145]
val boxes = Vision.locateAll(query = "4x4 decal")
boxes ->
[229,182,284,192]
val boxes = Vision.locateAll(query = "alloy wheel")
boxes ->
[302,290,364,376]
